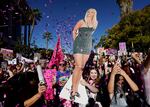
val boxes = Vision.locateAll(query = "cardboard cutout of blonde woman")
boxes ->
[60,8,98,105]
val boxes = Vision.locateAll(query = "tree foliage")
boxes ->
[28,8,42,48]
[97,5,150,52]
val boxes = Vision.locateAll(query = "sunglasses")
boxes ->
[59,64,65,66]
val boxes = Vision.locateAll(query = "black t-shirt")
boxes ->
[4,72,45,107]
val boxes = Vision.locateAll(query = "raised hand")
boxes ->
[38,84,47,95]
[111,63,120,75]
[117,66,127,77]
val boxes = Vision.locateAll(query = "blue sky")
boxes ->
[27,0,150,53]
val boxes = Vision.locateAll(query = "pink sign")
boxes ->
[119,42,126,51]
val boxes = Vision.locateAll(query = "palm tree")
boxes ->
[43,31,52,50]
[28,8,42,48]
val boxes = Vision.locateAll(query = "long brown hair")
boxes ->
[87,67,100,86]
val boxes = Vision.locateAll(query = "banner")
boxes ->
[1,48,13,60]
[8,58,17,65]
[48,36,64,68]
[106,48,118,55]
[21,56,33,63]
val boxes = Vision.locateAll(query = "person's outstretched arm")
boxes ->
[80,79,99,93]
[24,84,46,107]
[108,63,120,99]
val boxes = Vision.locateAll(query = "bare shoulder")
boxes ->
[74,20,84,28]
[77,19,84,24]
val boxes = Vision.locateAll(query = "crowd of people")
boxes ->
[0,50,150,107]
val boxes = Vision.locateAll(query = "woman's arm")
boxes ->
[24,93,41,107]
[108,73,115,99]
[7,70,14,79]
[19,64,24,72]
[80,79,99,93]
[24,85,46,107]
[118,68,139,92]
[108,63,120,99]
[72,20,82,40]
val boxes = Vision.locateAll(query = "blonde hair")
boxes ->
[84,8,98,29]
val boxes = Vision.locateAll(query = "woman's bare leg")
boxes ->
[72,54,83,95]
[71,54,90,98]
[82,54,90,67]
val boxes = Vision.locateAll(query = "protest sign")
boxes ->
[1,48,13,60]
